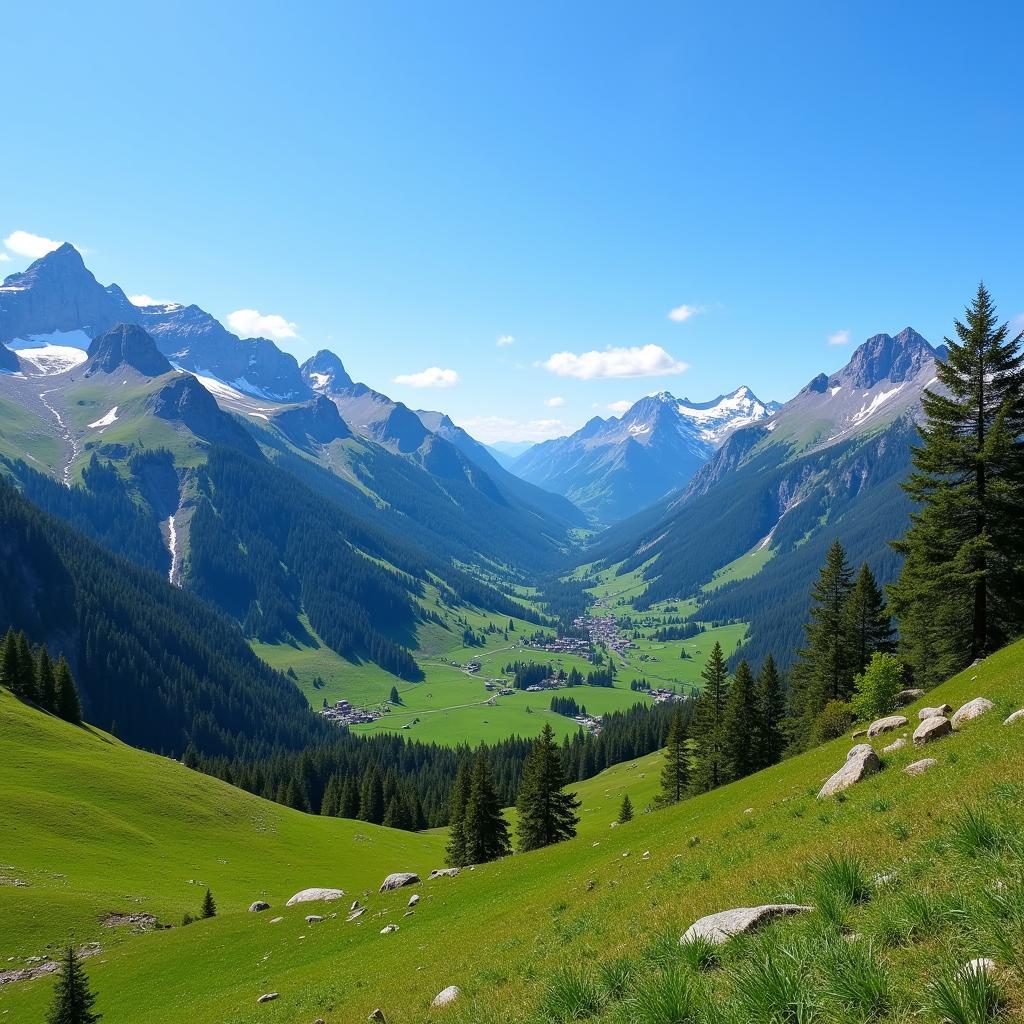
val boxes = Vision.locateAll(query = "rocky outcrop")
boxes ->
[429,868,461,880]
[301,349,354,393]
[817,744,880,798]
[913,716,952,746]
[285,887,345,907]
[882,738,906,754]
[380,924,400,935]
[249,901,270,913]
[84,324,173,378]
[867,715,908,738]
[380,872,420,892]
[271,395,351,448]
[680,904,813,946]
[951,698,994,730]
[146,375,261,457]
[904,758,937,776]
[897,688,926,705]
[919,705,952,720]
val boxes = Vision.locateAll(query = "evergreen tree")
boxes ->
[690,642,730,793]
[445,759,472,867]
[658,707,689,805]
[791,540,855,718]
[722,660,758,781]
[45,946,101,1024]
[285,775,309,813]
[383,794,410,830]
[389,685,401,705]
[845,563,894,677]
[617,792,634,824]
[12,632,38,703]
[891,285,1024,683]
[461,750,511,864]
[753,655,785,769]
[320,774,342,817]
[54,657,82,724]
[340,775,361,818]
[201,888,216,919]
[358,765,384,824]
[36,647,58,712]
[515,724,580,851]
[0,627,18,692]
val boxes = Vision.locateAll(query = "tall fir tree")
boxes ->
[340,774,361,818]
[201,888,216,918]
[891,285,1024,684]
[320,774,342,817]
[690,642,730,793]
[753,655,785,770]
[358,765,384,824]
[845,563,894,677]
[0,628,19,693]
[461,749,511,864]
[45,946,101,1024]
[54,657,82,724]
[36,647,58,713]
[515,724,580,851]
[617,792,634,823]
[791,540,855,721]
[658,707,689,805]
[445,759,472,867]
[722,660,758,781]
[13,632,38,703]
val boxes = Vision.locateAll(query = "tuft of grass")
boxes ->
[888,889,965,944]
[598,956,636,1003]
[642,924,687,970]
[926,969,1004,1024]
[823,940,891,1019]
[626,967,701,1024]
[816,853,872,905]
[949,808,1008,858]
[676,935,719,972]
[728,942,821,1024]
[540,966,605,1022]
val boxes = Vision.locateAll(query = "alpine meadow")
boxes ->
[3,5,1024,1024]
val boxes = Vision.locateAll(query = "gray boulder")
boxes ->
[919,704,952,720]
[408,894,420,907]
[429,868,460,880]
[897,688,926,705]
[882,738,906,754]
[951,698,994,729]
[380,872,420,892]
[380,924,400,934]
[913,716,952,746]
[817,744,880,798]
[248,901,270,913]
[904,758,937,776]
[680,904,813,945]
[431,985,461,1009]
[1004,709,1024,726]
[285,887,345,907]
[257,993,279,1003]
[867,715,908,738]
[305,914,324,924]
[368,1010,386,1023]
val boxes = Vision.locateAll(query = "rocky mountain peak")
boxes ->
[301,350,354,393]
[84,324,173,378]
[834,328,935,389]
[272,394,352,446]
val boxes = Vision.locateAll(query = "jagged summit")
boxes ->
[272,393,352,446]
[834,327,935,389]
[300,349,354,393]
[84,323,173,378]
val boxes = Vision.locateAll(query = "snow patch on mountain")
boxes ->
[87,406,119,429]
[16,344,89,375]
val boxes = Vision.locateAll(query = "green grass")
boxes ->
[0,395,64,473]
[3,638,1024,1022]
[700,543,775,593]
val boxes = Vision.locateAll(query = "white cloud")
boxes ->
[225,308,299,341]
[393,366,459,389]
[544,396,565,408]
[4,229,65,259]
[496,334,515,347]
[827,329,851,347]
[457,415,567,444]
[128,294,171,307]
[0,252,10,262]
[667,303,706,323]
[606,400,632,415]
[542,344,688,380]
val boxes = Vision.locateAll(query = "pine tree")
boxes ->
[54,657,82,724]
[12,632,38,703]
[617,792,634,823]
[0,627,18,692]
[753,655,785,769]
[320,774,342,817]
[340,775,361,818]
[285,775,309,812]
[845,564,894,677]
[389,685,401,705]
[37,647,58,712]
[462,750,511,864]
[45,946,101,1024]
[383,794,410,830]
[358,765,384,824]
[515,724,580,851]
[690,642,730,793]
[658,707,689,805]
[723,660,758,781]
[891,284,1024,683]
[201,888,216,919]
[445,759,472,866]
[791,540,855,718]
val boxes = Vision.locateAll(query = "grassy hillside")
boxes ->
[3,640,1023,1022]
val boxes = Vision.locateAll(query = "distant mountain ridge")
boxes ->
[511,386,778,523]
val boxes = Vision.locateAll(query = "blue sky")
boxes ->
[3,1,1022,442]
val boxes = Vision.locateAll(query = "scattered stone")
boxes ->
[680,904,814,945]
[586,879,597,891]
[1004,709,1024,726]
[368,1011,386,1023]
[270,916,284,924]
[609,821,619,829]
[403,910,415,917]
[101,912,160,931]
[347,907,366,922]
[305,915,324,924]
[642,851,651,860]
[897,688,926,705]
[743,808,754,814]
[913,716,952,746]
[285,888,345,907]
[817,744,881,799]
[350,899,361,911]
[957,958,999,980]
[952,698,994,729]
[622,851,630,858]
[918,705,952,720]
[257,993,279,1004]
[431,985,461,1009]
[248,901,271,913]
[408,893,420,907]
[882,738,907,754]
[380,872,420,892]
[867,715,908,738]
[380,924,399,935]
[904,758,937,776]
[428,868,460,880]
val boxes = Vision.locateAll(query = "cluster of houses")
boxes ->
[573,712,603,735]
[649,687,688,704]
[483,680,515,695]
[320,699,381,726]
[528,614,636,659]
